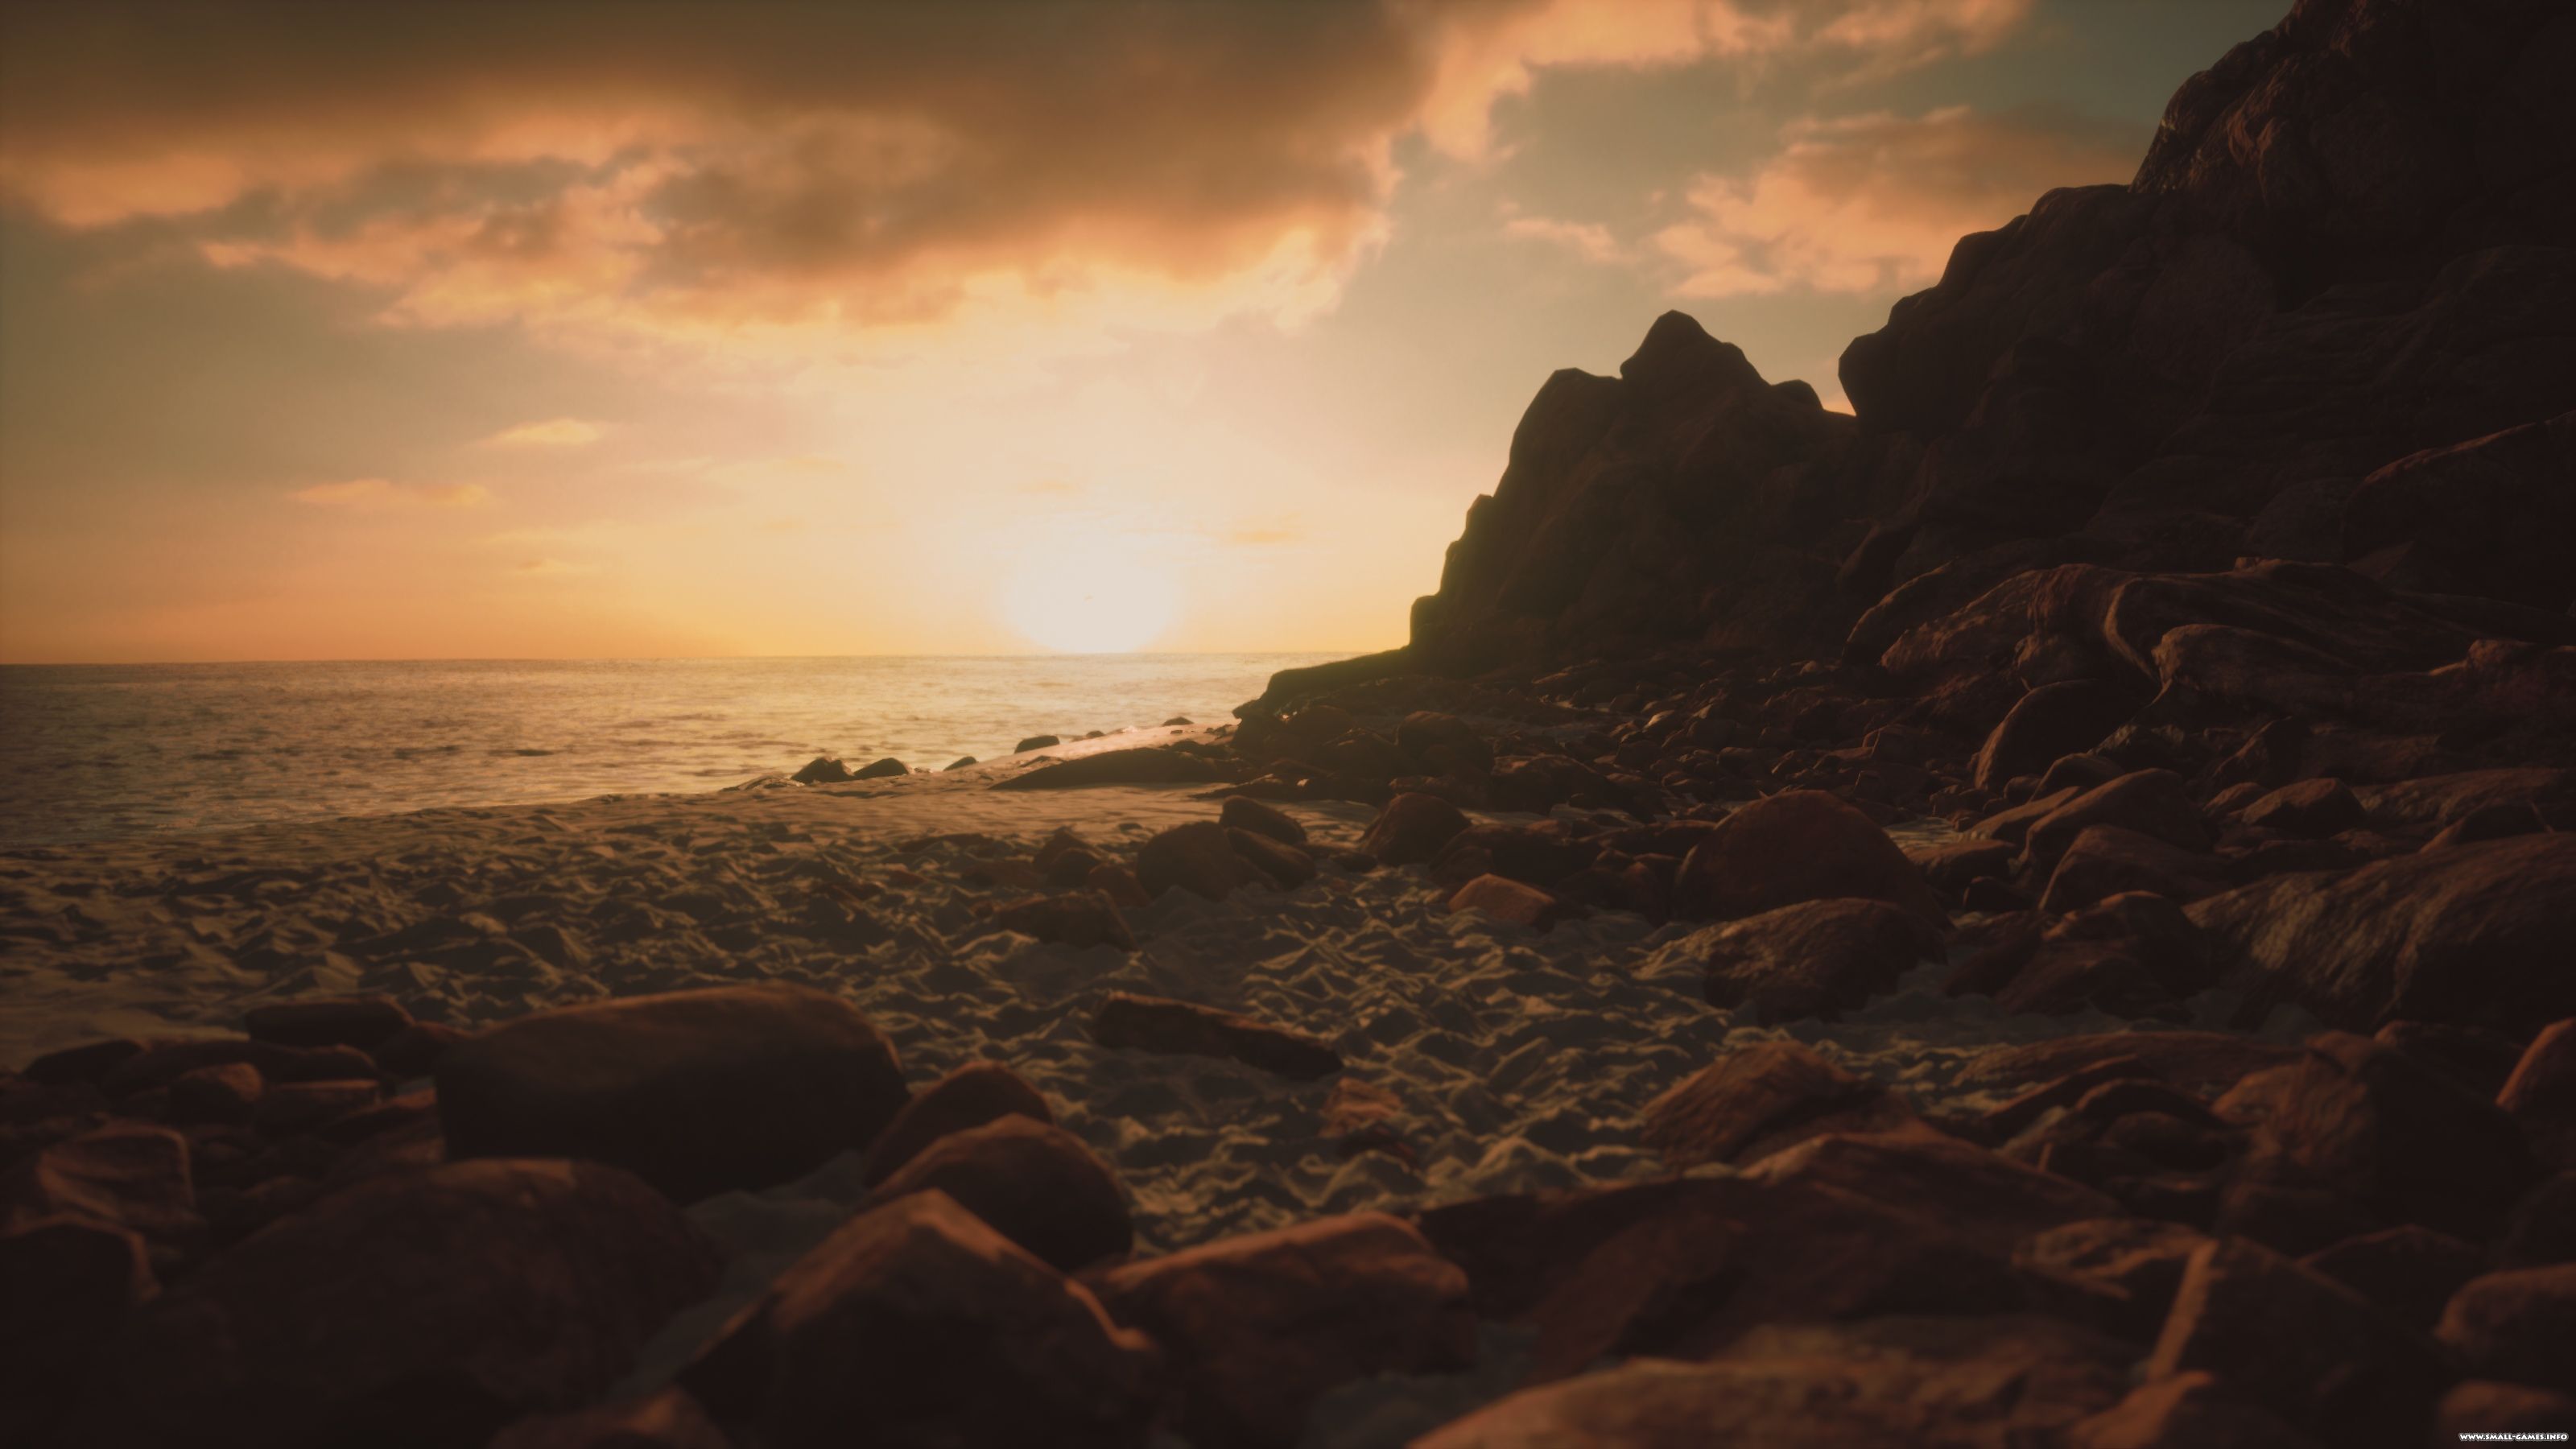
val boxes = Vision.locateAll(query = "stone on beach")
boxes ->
[1639,1040,1915,1168]
[1218,793,1307,846]
[0,1216,155,1447]
[1084,1212,1475,1449]
[852,756,910,780]
[1088,992,1342,1080]
[1226,827,1318,889]
[63,1158,720,1449]
[2147,1236,2450,1447]
[2189,834,2576,1033]
[242,995,414,1051]
[434,983,909,1202]
[1695,897,1942,1024]
[868,1116,1133,1272]
[1356,791,1470,866]
[1445,873,1585,931]
[1670,789,1943,923]
[993,890,1136,950]
[680,1191,1157,1449]
[1133,819,1263,899]
[791,756,852,784]
[860,1061,1055,1187]
[2501,1019,2576,1172]
[991,746,1220,791]
[1416,1315,2134,1449]
[2,1121,204,1259]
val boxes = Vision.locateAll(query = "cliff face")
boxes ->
[1404,0,2575,679]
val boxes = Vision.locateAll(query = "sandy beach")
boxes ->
[5,723,2219,1256]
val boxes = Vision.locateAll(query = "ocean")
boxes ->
[0,654,1335,847]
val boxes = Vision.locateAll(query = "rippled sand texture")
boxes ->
[1,757,2306,1266]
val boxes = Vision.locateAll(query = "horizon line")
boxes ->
[0,646,1383,670]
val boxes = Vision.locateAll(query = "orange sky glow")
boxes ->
[0,0,2278,662]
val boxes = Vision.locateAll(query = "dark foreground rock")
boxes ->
[63,1159,720,1449]
[1088,993,1343,1080]
[1085,1212,1475,1449]
[435,984,909,1202]
[682,1191,1157,1449]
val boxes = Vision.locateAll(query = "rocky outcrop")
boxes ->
[1294,0,2573,712]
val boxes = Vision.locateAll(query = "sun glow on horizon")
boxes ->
[998,544,1183,655]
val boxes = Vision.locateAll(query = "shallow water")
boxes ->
[0,654,1331,845]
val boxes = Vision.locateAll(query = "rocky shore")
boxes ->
[7,0,2576,1444]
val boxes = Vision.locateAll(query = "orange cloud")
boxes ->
[1653,103,2143,295]
[1408,0,2031,157]
[291,478,492,510]
[485,418,602,448]
[2,2,2046,357]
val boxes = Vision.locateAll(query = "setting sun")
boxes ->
[999,547,1183,654]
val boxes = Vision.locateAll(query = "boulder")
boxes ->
[1639,1041,1916,1169]
[681,1191,1156,1449]
[20,1038,146,1086]
[992,747,1219,791]
[1226,828,1318,889]
[1088,993,1341,1080]
[1740,1131,2120,1255]
[2436,1265,2576,1397]
[861,1062,1055,1187]
[791,756,852,784]
[2239,778,2366,837]
[1014,733,1062,753]
[2299,1225,2483,1331]
[2147,1236,2450,1448]
[2025,770,2211,874]
[64,1159,720,1449]
[2189,834,2576,1033]
[1445,873,1586,931]
[0,1216,154,1447]
[2017,1218,2210,1340]
[2,1122,202,1258]
[2501,1019,2576,1172]
[2063,1371,2323,1449]
[2434,1382,2576,1443]
[868,1117,1129,1273]
[1960,1031,2300,1099]
[2239,1032,2534,1239]
[1396,712,1494,773]
[1085,1212,1475,1449]
[1217,795,1307,847]
[1133,821,1264,901]
[1412,1174,2039,1382]
[242,996,414,1051]
[852,756,910,780]
[1974,681,2136,791]
[435,984,909,1202]
[1356,792,1471,866]
[1696,897,1942,1023]
[166,1062,262,1125]
[993,891,1135,951]
[1672,790,1944,923]
[1085,863,1152,909]
[372,1021,466,1079]
[1416,1315,2133,1448]
[1905,836,2019,897]
[1429,819,1596,889]
[2037,825,2231,913]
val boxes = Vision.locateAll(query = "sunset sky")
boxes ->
[0,0,2279,663]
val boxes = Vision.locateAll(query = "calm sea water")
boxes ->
[0,654,1333,847]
